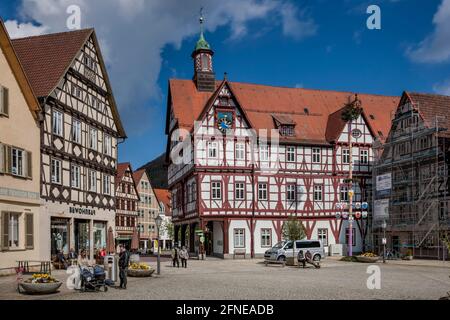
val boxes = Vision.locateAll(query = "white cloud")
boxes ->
[407,0,450,63]
[294,83,303,88]
[4,20,48,38]
[433,80,450,95]
[5,0,317,135]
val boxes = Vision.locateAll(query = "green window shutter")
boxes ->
[1,212,9,251]
[26,151,32,179]
[25,213,34,249]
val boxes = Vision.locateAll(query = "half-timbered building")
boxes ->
[11,29,126,260]
[166,21,400,258]
[115,163,139,248]
[133,168,159,252]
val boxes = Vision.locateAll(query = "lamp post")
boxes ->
[155,215,163,275]
[381,220,387,263]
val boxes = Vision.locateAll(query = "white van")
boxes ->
[264,240,325,262]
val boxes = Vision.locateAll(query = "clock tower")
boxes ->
[192,12,215,92]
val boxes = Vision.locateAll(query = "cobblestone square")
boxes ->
[1,257,449,300]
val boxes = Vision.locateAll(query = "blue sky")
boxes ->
[1,0,450,170]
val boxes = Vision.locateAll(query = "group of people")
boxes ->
[171,246,189,268]
[297,250,321,269]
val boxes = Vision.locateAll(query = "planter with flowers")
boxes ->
[356,252,380,263]
[402,249,414,260]
[127,263,155,277]
[19,273,62,294]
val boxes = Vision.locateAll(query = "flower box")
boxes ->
[127,269,155,277]
[356,256,379,263]
[19,281,62,294]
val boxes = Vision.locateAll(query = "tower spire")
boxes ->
[192,8,215,92]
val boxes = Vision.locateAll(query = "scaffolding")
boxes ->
[371,101,450,260]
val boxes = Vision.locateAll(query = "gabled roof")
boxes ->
[116,162,140,199]
[0,19,40,119]
[405,92,450,137]
[153,188,171,216]
[11,28,126,138]
[168,79,399,145]
[132,168,147,184]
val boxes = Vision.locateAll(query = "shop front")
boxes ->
[44,202,115,261]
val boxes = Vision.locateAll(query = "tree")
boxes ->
[161,220,174,241]
[282,216,307,242]
[282,216,307,264]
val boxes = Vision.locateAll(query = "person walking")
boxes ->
[118,244,130,289]
[172,246,180,268]
[179,246,189,268]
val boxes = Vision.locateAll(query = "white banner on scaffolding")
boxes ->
[376,173,392,198]
[374,199,389,221]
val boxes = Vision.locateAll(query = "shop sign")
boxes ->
[69,207,96,216]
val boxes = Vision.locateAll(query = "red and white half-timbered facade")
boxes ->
[166,29,399,258]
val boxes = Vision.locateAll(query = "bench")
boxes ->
[264,260,285,267]
[233,249,246,259]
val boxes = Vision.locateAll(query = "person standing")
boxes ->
[172,246,180,268]
[179,246,189,268]
[118,244,130,289]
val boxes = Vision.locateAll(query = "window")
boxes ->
[318,229,328,246]
[286,146,296,162]
[235,183,245,200]
[71,164,81,188]
[313,185,323,201]
[71,84,82,99]
[280,125,295,136]
[259,145,269,161]
[312,148,321,163]
[0,85,9,116]
[342,149,350,164]
[83,54,95,69]
[340,185,348,202]
[233,229,245,248]
[91,96,100,109]
[211,182,221,200]
[208,141,217,158]
[360,149,369,164]
[104,134,112,156]
[345,227,356,246]
[88,170,97,192]
[201,54,209,71]
[11,148,24,176]
[103,175,111,195]
[286,184,296,202]
[258,183,268,200]
[51,159,62,184]
[89,127,98,151]
[235,143,245,160]
[52,110,63,136]
[72,119,81,144]
[4,212,20,249]
[261,228,272,247]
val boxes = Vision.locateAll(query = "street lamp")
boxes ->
[381,220,387,263]
[155,215,163,275]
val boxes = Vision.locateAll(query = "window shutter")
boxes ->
[1,212,9,251]
[0,143,4,173]
[26,151,32,179]
[3,87,8,116]
[4,145,11,174]
[0,86,3,114]
[25,213,34,249]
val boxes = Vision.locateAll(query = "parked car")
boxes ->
[264,240,325,262]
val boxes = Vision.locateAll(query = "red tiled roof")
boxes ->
[11,29,93,98]
[153,188,171,216]
[168,79,399,144]
[116,162,131,183]
[11,28,127,138]
[132,169,146,184]
[406,92,450,136]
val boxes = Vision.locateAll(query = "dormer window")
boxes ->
[280,125,295,137]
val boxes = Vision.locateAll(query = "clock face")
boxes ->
[217,112,233,133]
